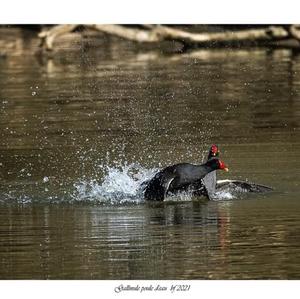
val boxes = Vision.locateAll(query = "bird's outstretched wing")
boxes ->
[216,179,273,193]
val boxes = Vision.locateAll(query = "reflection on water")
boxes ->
[0,28,300,279]
[1,198,300,279]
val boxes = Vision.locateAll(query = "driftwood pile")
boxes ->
[38,24,300,51]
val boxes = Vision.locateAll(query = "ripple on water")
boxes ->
[1,164,262,205]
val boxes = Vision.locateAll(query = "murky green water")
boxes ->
[0,28,300,279]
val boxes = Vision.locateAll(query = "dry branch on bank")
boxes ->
[39,25,78,50]
[289,25,300,41]
[38,24,300,51]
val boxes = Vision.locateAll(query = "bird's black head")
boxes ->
[207,144,219,160]
[205,158,229,172]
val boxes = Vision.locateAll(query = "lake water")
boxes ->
[0,28,300,279]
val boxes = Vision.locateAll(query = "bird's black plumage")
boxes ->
[143,158,225,201]
[142,144,272,201]
[215,179,273,193]
[199,145,273,196]
[196,144,219,198]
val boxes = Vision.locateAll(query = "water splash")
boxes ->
[0,163,240,205]
[71,163,239,204]
[211,190,235,201]
[72,163,157,204]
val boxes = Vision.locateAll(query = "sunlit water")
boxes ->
[0,28,300,279]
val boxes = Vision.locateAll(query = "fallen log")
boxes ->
[149,25,290,44]
[38,24,77,50]
[38,24,300,51]
[90,24,160,42]
[289,25,300,42]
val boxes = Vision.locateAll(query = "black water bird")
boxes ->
[215,179,273,193]
[200,145,273,196]
[185,144,220,198]
[143,157,229,201]
[200,144,219,197]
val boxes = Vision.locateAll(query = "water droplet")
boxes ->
[43,176,49,183]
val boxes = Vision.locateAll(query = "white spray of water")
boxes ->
[211,190,235,201]
[71,162,238,205]
[72,163,158,204]
[0,163,238,205]
[0,163,240,205]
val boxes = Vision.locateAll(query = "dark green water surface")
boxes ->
[0,29,299,279]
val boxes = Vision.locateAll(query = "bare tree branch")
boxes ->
[89,24,160,42]
[37,24,297,52]
[289,25,300,42]
[156,25,289,43]
[38,24,77,50]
